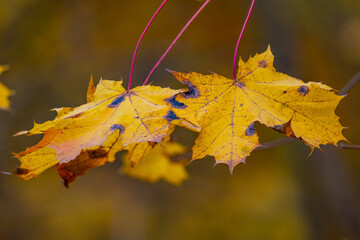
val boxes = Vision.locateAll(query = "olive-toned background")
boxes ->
[1,0,360,239]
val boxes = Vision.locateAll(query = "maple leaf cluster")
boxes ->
[13,46,345,186]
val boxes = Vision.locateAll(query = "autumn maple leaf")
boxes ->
[15,77,181,180]
[168,46,346,173]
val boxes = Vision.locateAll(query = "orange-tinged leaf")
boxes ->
[56,125,182,187]
[169,46,345,172]
[56,130,123,187]
[86,75,96,103]
[15,77,181,180]
[0,65,12,110]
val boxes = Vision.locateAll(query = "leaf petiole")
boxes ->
[128,0,168,91]
[232,0,255,80]
[142,0,211,86]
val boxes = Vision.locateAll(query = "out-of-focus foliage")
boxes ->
[0,65,12,110]
[122,140,189,186]
[0,0,360,240]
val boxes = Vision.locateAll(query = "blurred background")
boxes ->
[1,0,360,239]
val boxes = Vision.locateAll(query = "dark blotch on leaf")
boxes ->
[64,112,83,120]
[258,60,268,68]
[14,167,29,175]
[245,122,256,136]
[272,121,295,138]
[298,86,309,96]
[235,81,246,88]
[110,124,125,133]
[165,95,187,109]
[181,81,200,99]
[108,95,125,108]
[165,110,179,122]
[88,148,107,159]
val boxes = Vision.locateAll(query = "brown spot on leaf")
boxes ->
[108,95,126,108]
[181,80,200,99]
[164,110,179,122]
[14,167,30,175]
[258,60,268,68]
[272,121,295,137]
[88,148,107,159]
[165,95,187,109]
[298,85,309,96]
[56,147,110,187]
[235,81,246,88]
[65,112,84,119]
[245,122,256,136]
[110,124,125,133]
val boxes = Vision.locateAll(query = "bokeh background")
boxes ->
[1,0,360,239]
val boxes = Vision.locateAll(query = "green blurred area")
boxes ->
[0,0,360,239]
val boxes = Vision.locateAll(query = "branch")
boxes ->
[170,141,360,163]
[338,143,360,150]
[255,137,297,150]
[171,151,192,162]
[338,71,360,96]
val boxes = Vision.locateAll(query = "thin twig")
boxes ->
[338,143,360,150]
[338,71,360,96]
[256,139,360,152]
[143,0,211,85]
[255,137,297,150]
[170,141,360,163]
[171,151,192,162]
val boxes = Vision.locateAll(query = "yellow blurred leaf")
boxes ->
[0,65,12,110]
[122,137,189,186]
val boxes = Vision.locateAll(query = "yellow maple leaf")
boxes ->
[14,77,182,180]
[0,65,12,110]
[169,46,346,172]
